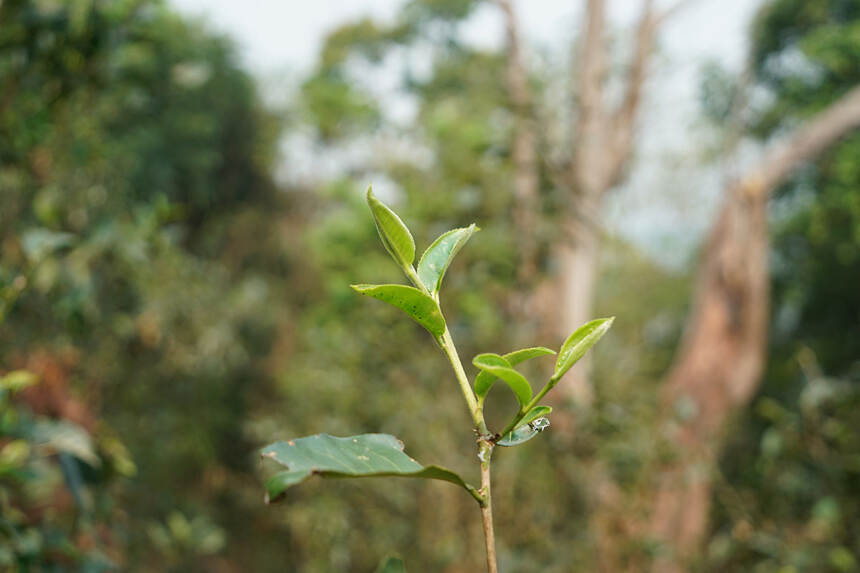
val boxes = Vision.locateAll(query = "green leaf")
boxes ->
[497,424,542,447]
[518,405,552,427]
[351,284,446,336]
[417,224,477,294]
[472,353,532,406]
[504,346,556,366]
[498,414,551,447]
[261,434,475,503]
[553,317,614,380]
[375,557,406,573]
[366,185,415,268]
[473,347,554,401]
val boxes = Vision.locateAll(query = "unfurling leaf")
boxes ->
[417,224,477,294]
[497,423,544,447]
[517,405,552,427]
[351,284,446,336]
[553,317,614,380]
[472,353,532,406]
[261,434,475,503]
[496,406,553,447]
[473,347,554,401]
[366,185,415,268]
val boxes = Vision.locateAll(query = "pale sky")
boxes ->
[169,0,764,266]
[169,1,758,76]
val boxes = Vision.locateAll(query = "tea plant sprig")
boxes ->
[261,185,613,572]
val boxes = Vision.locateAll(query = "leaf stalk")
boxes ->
[495,374,561,440]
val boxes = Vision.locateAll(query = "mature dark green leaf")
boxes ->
[351,284,446,336]
[417,224,477,294]
[473,347,553,400]
[553,317,614,380]
[366,185,415,267]
[375,556,406,573]
[473,353,532,406]
[261,434,474,503]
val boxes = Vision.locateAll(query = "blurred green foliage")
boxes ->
[705,1,860,571]
[0,0,857,571]
[0,0,293,570]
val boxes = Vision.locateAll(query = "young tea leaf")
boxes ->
[366,185,415,268]
[473,347,554,400]
[417,224,477,294]
[497,424,542,447]
[261,433,475,503]
[517,405,552,428]
[351,284,446,337]
[497,414,551,447]
[473,353,509,399]
[473,353,532,406]
[504,346,555,366]
[553,317,614,381]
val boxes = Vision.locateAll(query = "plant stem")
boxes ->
[437,326,498,572]
[495,374,561,439]
[479,441,498,573]
[403,264,427,294]
[428,273,497,572]
[439,327,488,435]
[404,262,487,433]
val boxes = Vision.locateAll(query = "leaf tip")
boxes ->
[472,352,508,368]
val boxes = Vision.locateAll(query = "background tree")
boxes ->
[2,0,859,570]
[0,0,294,569]
[619,0,860,569]
[703,0,860,570]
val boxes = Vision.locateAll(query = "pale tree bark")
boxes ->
[558,0,664,403]
[497,0,540,291]
[494,0,674,388]
[648,84,860,573]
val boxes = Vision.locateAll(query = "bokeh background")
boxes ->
[1,0,858,571]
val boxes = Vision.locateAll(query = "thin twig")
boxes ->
[433,292,497,572]
[479,445,498,573]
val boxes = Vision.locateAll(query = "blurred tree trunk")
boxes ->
[559,0,662,402]
[497,0,540,313]
[493,3,860,565]
[647,84,860,572]
[497,1,679,395]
